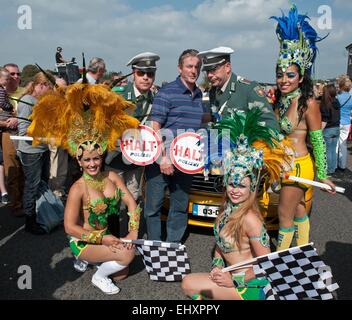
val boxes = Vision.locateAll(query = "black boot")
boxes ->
[25,215,46,235]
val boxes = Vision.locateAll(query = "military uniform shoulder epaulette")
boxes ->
[253,84,266,98]
[237,75,252,85]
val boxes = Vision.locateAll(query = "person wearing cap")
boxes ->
[55,47,68,64]
[143,49,205,243]
[122,52,160,123]
[106,52,160,236]
[198,47,279,130]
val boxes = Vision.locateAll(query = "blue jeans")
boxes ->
[323,127,340,174]
[18,151,50,216]
[144,163,193,243]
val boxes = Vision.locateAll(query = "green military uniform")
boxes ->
[119,82,154,124]
[209,73,279,130]
[106,51,159,174]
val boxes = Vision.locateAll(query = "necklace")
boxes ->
[220,202,240,228]
[83,172,107,193]
[279,88,301,118]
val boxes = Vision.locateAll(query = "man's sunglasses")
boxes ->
[135,70,155,78]
[10,72,21,76]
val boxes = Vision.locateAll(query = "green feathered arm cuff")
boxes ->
[309,129,328,180]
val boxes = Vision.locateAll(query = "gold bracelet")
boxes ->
[127,205,142,232]
[81,229,105,245]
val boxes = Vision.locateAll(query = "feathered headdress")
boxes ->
[271,4,324,76]
[215,105,293,191]
[27,59,139,157]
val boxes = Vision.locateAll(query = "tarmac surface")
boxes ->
[0,146,351,300]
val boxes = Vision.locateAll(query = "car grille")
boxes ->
[191,174,224,194]
[191,173,267,194]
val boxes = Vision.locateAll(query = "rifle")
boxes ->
[110,72,133,89]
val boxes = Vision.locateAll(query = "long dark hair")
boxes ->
[320,84,337,111]
[274,64,314,122]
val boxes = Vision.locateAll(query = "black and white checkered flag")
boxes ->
[253,243,339,300]
[130,239,191,282]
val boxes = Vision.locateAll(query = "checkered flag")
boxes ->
[253,244,339,300]
[131,239,191,282]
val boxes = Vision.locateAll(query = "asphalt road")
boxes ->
[1,147,351,300]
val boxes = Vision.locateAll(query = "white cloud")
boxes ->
[0,0,350,83]
[192,0,287,27]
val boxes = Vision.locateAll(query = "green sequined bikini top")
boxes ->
[278,88,301,135]
[213,203,248,253]
[214,203,270,253]
[84,183,124,229]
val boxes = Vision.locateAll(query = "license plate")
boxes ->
[192,204,220,218]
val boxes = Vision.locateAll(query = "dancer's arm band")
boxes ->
[211,257,225,269]
[309,129,328,180]
[128,205,142,232]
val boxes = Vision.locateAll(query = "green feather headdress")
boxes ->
[215,105,292,191]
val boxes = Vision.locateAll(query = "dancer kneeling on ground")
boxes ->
[64,142,141,294]
[182,107,292,300]
[26,67,140,294]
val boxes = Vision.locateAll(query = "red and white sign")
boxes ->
[170,132,204,174]
[120,125,161,166]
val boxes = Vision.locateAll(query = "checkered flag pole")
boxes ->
[122,239,191,282]
[122,239,185,250]
[253,243,339,300]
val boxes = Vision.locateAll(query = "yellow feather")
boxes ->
[252,138,294,183]
[27,82,140,156]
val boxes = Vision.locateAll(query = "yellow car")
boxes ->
[162,173,313,231]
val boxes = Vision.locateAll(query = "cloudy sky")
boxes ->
[1,0,351,84]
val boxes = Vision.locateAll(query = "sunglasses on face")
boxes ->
[276,71,298,79]
[10,72,21,76]
[135,70,155,78]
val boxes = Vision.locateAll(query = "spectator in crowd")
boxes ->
[54,76,67,88]
[17,72,53,234]
[0,146,8,204]
[0,67,14,115]
[102,79,111,86]
[0,67,14,205]
[1,63,24,216]
[48,77,69,198]
[77,57,106,84]
[151,84,160,95]
[55,47,69,64]
[144,49,204,243]
[336,76,352,172]
[314,82,324,101]
[320,84,341,175]
[111,72,129,88]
